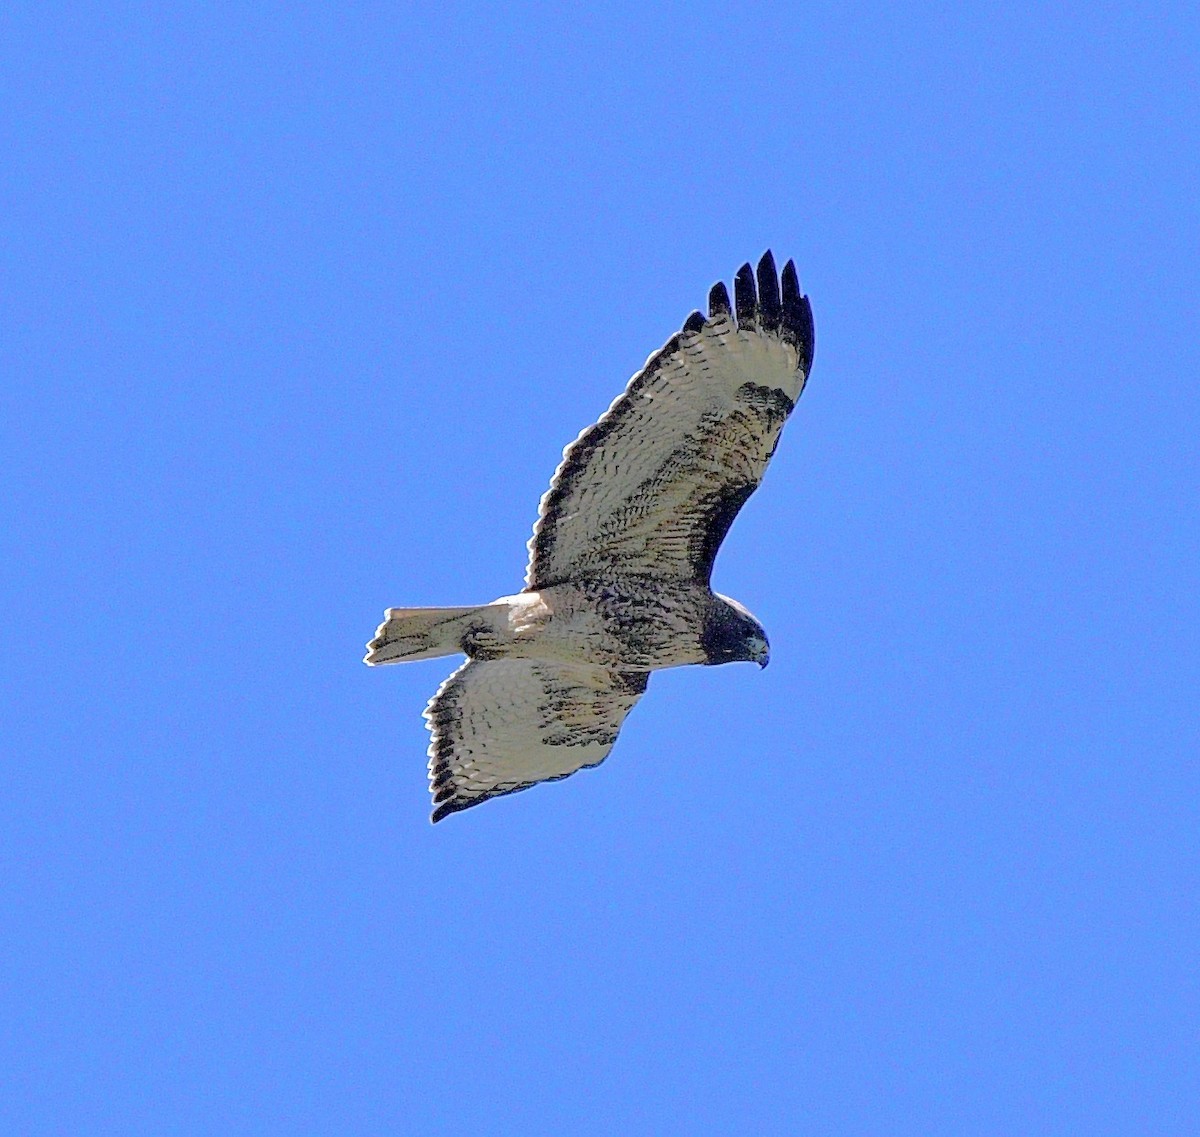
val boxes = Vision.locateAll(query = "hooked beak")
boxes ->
[756,647,770,669]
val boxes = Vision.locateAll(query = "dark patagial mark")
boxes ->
[708,281,731,319]
[734,262,757,329]
[695,481,757,581]
[681,309,707,333]
[756,250,782,333]
[616,669,650,697]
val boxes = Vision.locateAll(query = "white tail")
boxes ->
[364,605,495,666]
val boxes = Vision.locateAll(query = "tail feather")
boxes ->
[364,605,494,666]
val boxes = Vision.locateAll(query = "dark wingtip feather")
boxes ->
[431,796,475,824]
[734,262,757,329]
[781,259,800,306]
[756,250,781,332]
[682,309,706,333]
[708,281,731,318]
[797,295,815,375]
[780,259,815,374]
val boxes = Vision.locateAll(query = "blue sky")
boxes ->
[3,2,1198,1133]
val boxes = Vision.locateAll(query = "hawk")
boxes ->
[366,251,815,821]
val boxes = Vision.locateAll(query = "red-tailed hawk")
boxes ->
[366,251,814,822]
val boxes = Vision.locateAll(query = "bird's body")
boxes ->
[366,252,814,821]
[371,579,734,670]
[481,580,716,670]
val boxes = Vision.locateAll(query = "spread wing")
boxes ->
[423,659,649,823]
[526,251,814,590]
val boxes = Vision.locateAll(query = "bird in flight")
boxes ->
[366,251,814,822]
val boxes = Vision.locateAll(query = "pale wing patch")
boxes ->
[526,252,813,589]
[423,659,648,822]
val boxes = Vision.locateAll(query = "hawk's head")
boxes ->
[702,595,770,669]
